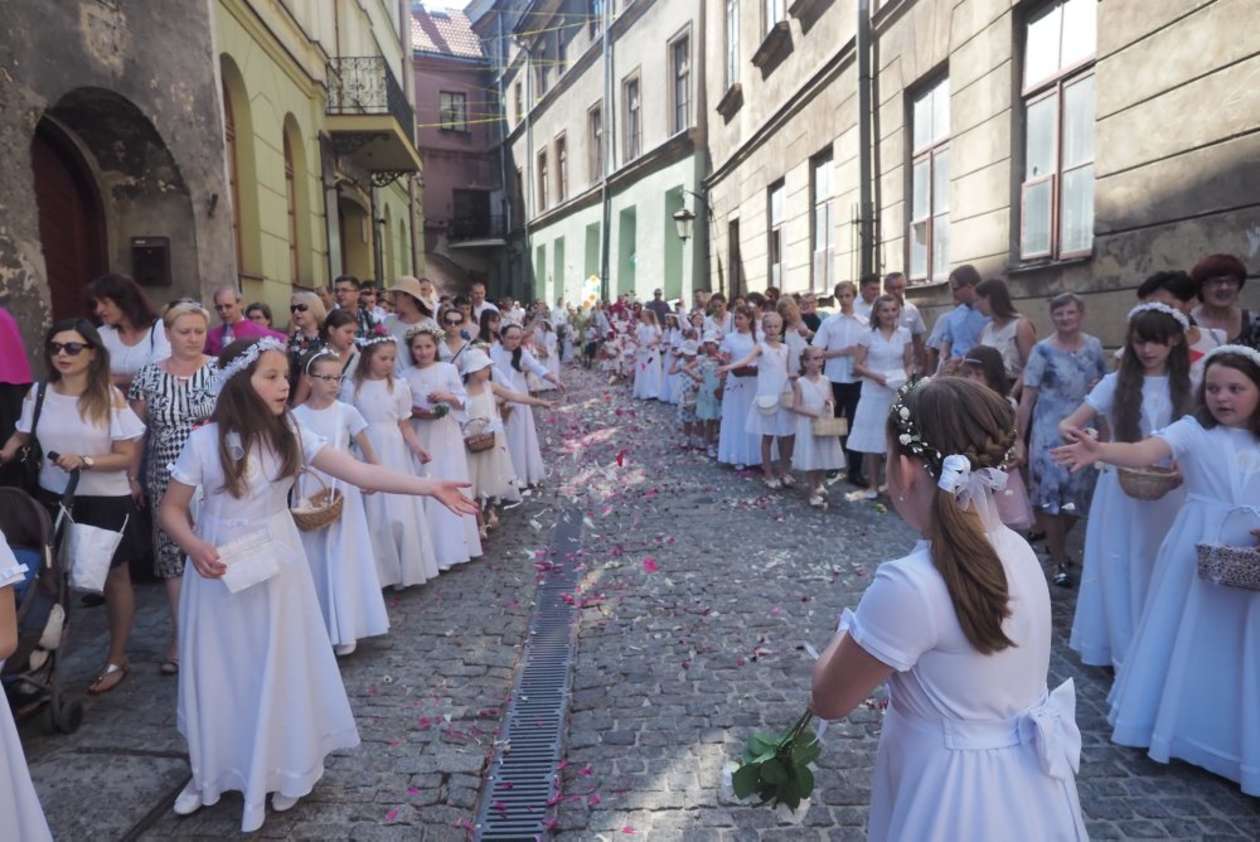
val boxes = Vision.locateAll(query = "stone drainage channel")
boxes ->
[474,507,584,840]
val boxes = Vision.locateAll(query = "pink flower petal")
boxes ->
[385,808,399,821]
[621,827,637,834]
[642,557,659,574]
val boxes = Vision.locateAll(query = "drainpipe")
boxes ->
[597,0,613,303]
[857,0,874,279]
[369,185,383,283]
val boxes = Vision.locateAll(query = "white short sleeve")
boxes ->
[170,426,210,487]
[856,330,875,349]
[847,557,939,672]
[296,421,329,463]
[108,400,146,441]
[1084,372,1118,418]
[394,379,414,420]
[343,403,369,438]
[907,307,927,337]
[14,388,36,434]
[1154,415,1205,461]
[0,529,27,589]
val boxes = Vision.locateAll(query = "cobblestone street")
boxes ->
[21,364,1260,840]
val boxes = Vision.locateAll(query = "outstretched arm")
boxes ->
[1052,429,1173,472]
[312,446,478,515]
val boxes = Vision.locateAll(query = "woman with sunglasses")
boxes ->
[438,306,475,372]
[286,291,327,389]
[0,320,146,695]
[127,302,217,675]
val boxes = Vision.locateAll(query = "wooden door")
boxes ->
[31,122,107,320]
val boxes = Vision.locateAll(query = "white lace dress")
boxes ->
[848,327,912,454]
[170,423,359,833]
[743,342,795,437]
[717,331,762,466]
[490,344,550,486]
[790,376,845,471]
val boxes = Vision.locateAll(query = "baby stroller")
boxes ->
[0,485,82,734]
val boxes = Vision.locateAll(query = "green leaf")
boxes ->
[732,764,761,799]
[792,739,821,767]
[760,758,786,785]
[749,732,780,754]
[797,764,815,798]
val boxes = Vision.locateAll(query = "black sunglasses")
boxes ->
[290,304,309,313]
[48,341,90,356]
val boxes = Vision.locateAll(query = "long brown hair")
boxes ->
[886,378,1019,654]
[44,318,115,425]
[975,277,1020,320]
[211,340,301,498]
[352,339,396,396]
[1113,310,1193,442]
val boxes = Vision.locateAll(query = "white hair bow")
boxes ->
[937,453,1008,511]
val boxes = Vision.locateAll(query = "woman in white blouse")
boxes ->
[0,320,146,695]
[87,273,169,390]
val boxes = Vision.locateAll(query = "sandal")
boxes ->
[160,659,179,676]
[1052,563,1073,588]
[88,662,129,695]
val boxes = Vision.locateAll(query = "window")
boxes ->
[908,76,951,283]
[670,34,691,135]
[514,166,524,214]
[283,132,299,284]
[223,80,243,272]
[556,134,568,202]
[764,0,785,33]
[439,91,468,132]
[536,62,549,97]
[588,103,603,184]
[589,0,604,36]
[725,0,739,90]
[556,30,567,74]
[767,180,785,288]
[514,81,524,124]
[810,149,834,292]
[1020,0,1096,260]
[623,74,641,162]
[538,150,549,211]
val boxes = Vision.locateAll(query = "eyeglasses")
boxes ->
[48,341,90,356]
[1204,276,1240,288]
[444,319,463,327]
[290,304,309,313]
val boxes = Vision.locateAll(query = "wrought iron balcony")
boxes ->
[325,57,421,179]
[450,213,507,246]
[327,56,415,131]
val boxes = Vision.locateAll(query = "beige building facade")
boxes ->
[704,0,1260,343]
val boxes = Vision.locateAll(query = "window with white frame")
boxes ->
[588,103,603,184]
[909,76,950,283]
[538,149,549,211]
[514,81,524,124]
[589,0,604,36]
[1020,0,1096,260]
[556,134,568,202]
[670,35,691,135]
[439,91,468,132]
[811,150,834,292]
[768,180,785,288]
[764,0,784,33]
[725,0,739,90]
[623,74,641,162]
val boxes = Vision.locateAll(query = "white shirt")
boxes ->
[98,320,170,378]
[17,387,145,496]
[854,297,877,322]
[472,301,500,323]
[899,299,927,337]
[811,311,869,383]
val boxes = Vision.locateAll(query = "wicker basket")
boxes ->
[1116,465,1182,500]
[812,415,849,437]
[464,418,496,453]
[290,470,343,532]
[731,365,757,378]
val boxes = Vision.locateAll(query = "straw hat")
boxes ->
[387,276,439,315]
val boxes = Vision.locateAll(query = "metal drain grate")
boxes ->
[475,508,583,840]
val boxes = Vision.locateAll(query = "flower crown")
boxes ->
[1204,343,1260,370]
[210,336,287,396]
[889,379,945,476]
[356,333,397,349]
[404,323,446,343]
[1127,301,1190,331]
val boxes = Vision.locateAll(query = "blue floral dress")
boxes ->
[695,358,722,421]
[1022,336,1107,515]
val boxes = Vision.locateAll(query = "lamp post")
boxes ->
[672,207,697,242]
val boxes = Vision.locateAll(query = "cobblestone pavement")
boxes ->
[18,363,1260,840]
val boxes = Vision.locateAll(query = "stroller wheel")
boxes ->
[48,695,84,735]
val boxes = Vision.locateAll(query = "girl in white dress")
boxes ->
[1058,304,1193,669]
[403,326,482,569]
[292,350,389,657]
[721,311,796,488]
[659,314,680,403]
[0,529,53,842]
[848,295,914,501]
[1055,346,1260,796]
[342,337,439,589]
[536,320,561,383]
[462,349,552,531]
[812,377,1087,841]
[491,324,562,488]
[790,346,845,508]
[156,337,477,832]
[633,310,664,400]
[717,307,763,470]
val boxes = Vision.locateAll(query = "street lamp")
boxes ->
[672,207,697,241]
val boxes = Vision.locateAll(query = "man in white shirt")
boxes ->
[810,280,869,485]
[470,282,500,323]
[852,274,882,321]
[883,271,927,372]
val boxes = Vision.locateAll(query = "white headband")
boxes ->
[356,333,397,349]
[1204,343,1260,369]
[1127,301,1190,331]
[210,336,287,396]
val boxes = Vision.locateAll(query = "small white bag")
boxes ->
[217,528,284,594]
[755,395,780,415]
[57,508,127,594]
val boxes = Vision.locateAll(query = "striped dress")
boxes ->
[128,359,218,577]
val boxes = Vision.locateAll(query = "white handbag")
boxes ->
[755,395,780,415]
[57,508,127,594]
[217,526,284,594]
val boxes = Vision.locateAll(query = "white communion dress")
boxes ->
[490,344,549,486]
[790,376,845,472]
[743,342,795,438]
[847,326,912,454]
[633,324,663,400]
[841,529,1087,841]
[717,331,762,467]
[1107,417,1260,795]
[342,377,439,588]
[290,402,389,648]
[404,362,482,569]
[1069,373,1184,668]
[170,423,360,833]
[0,532,53,842]
[463,386,520,502]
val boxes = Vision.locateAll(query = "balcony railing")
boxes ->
[450,213,507,242]
[326,56,415,138]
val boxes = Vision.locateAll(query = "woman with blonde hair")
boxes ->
[286,290,326,379]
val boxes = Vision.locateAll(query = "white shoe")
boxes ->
[763,477,782,490]
[174,781,203,816]
[808,494,825,508]
[272,793,300,812]
[845,488,878,502]
[334,642,357,657]
[735,463,747,471]
[780,474,796,487]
